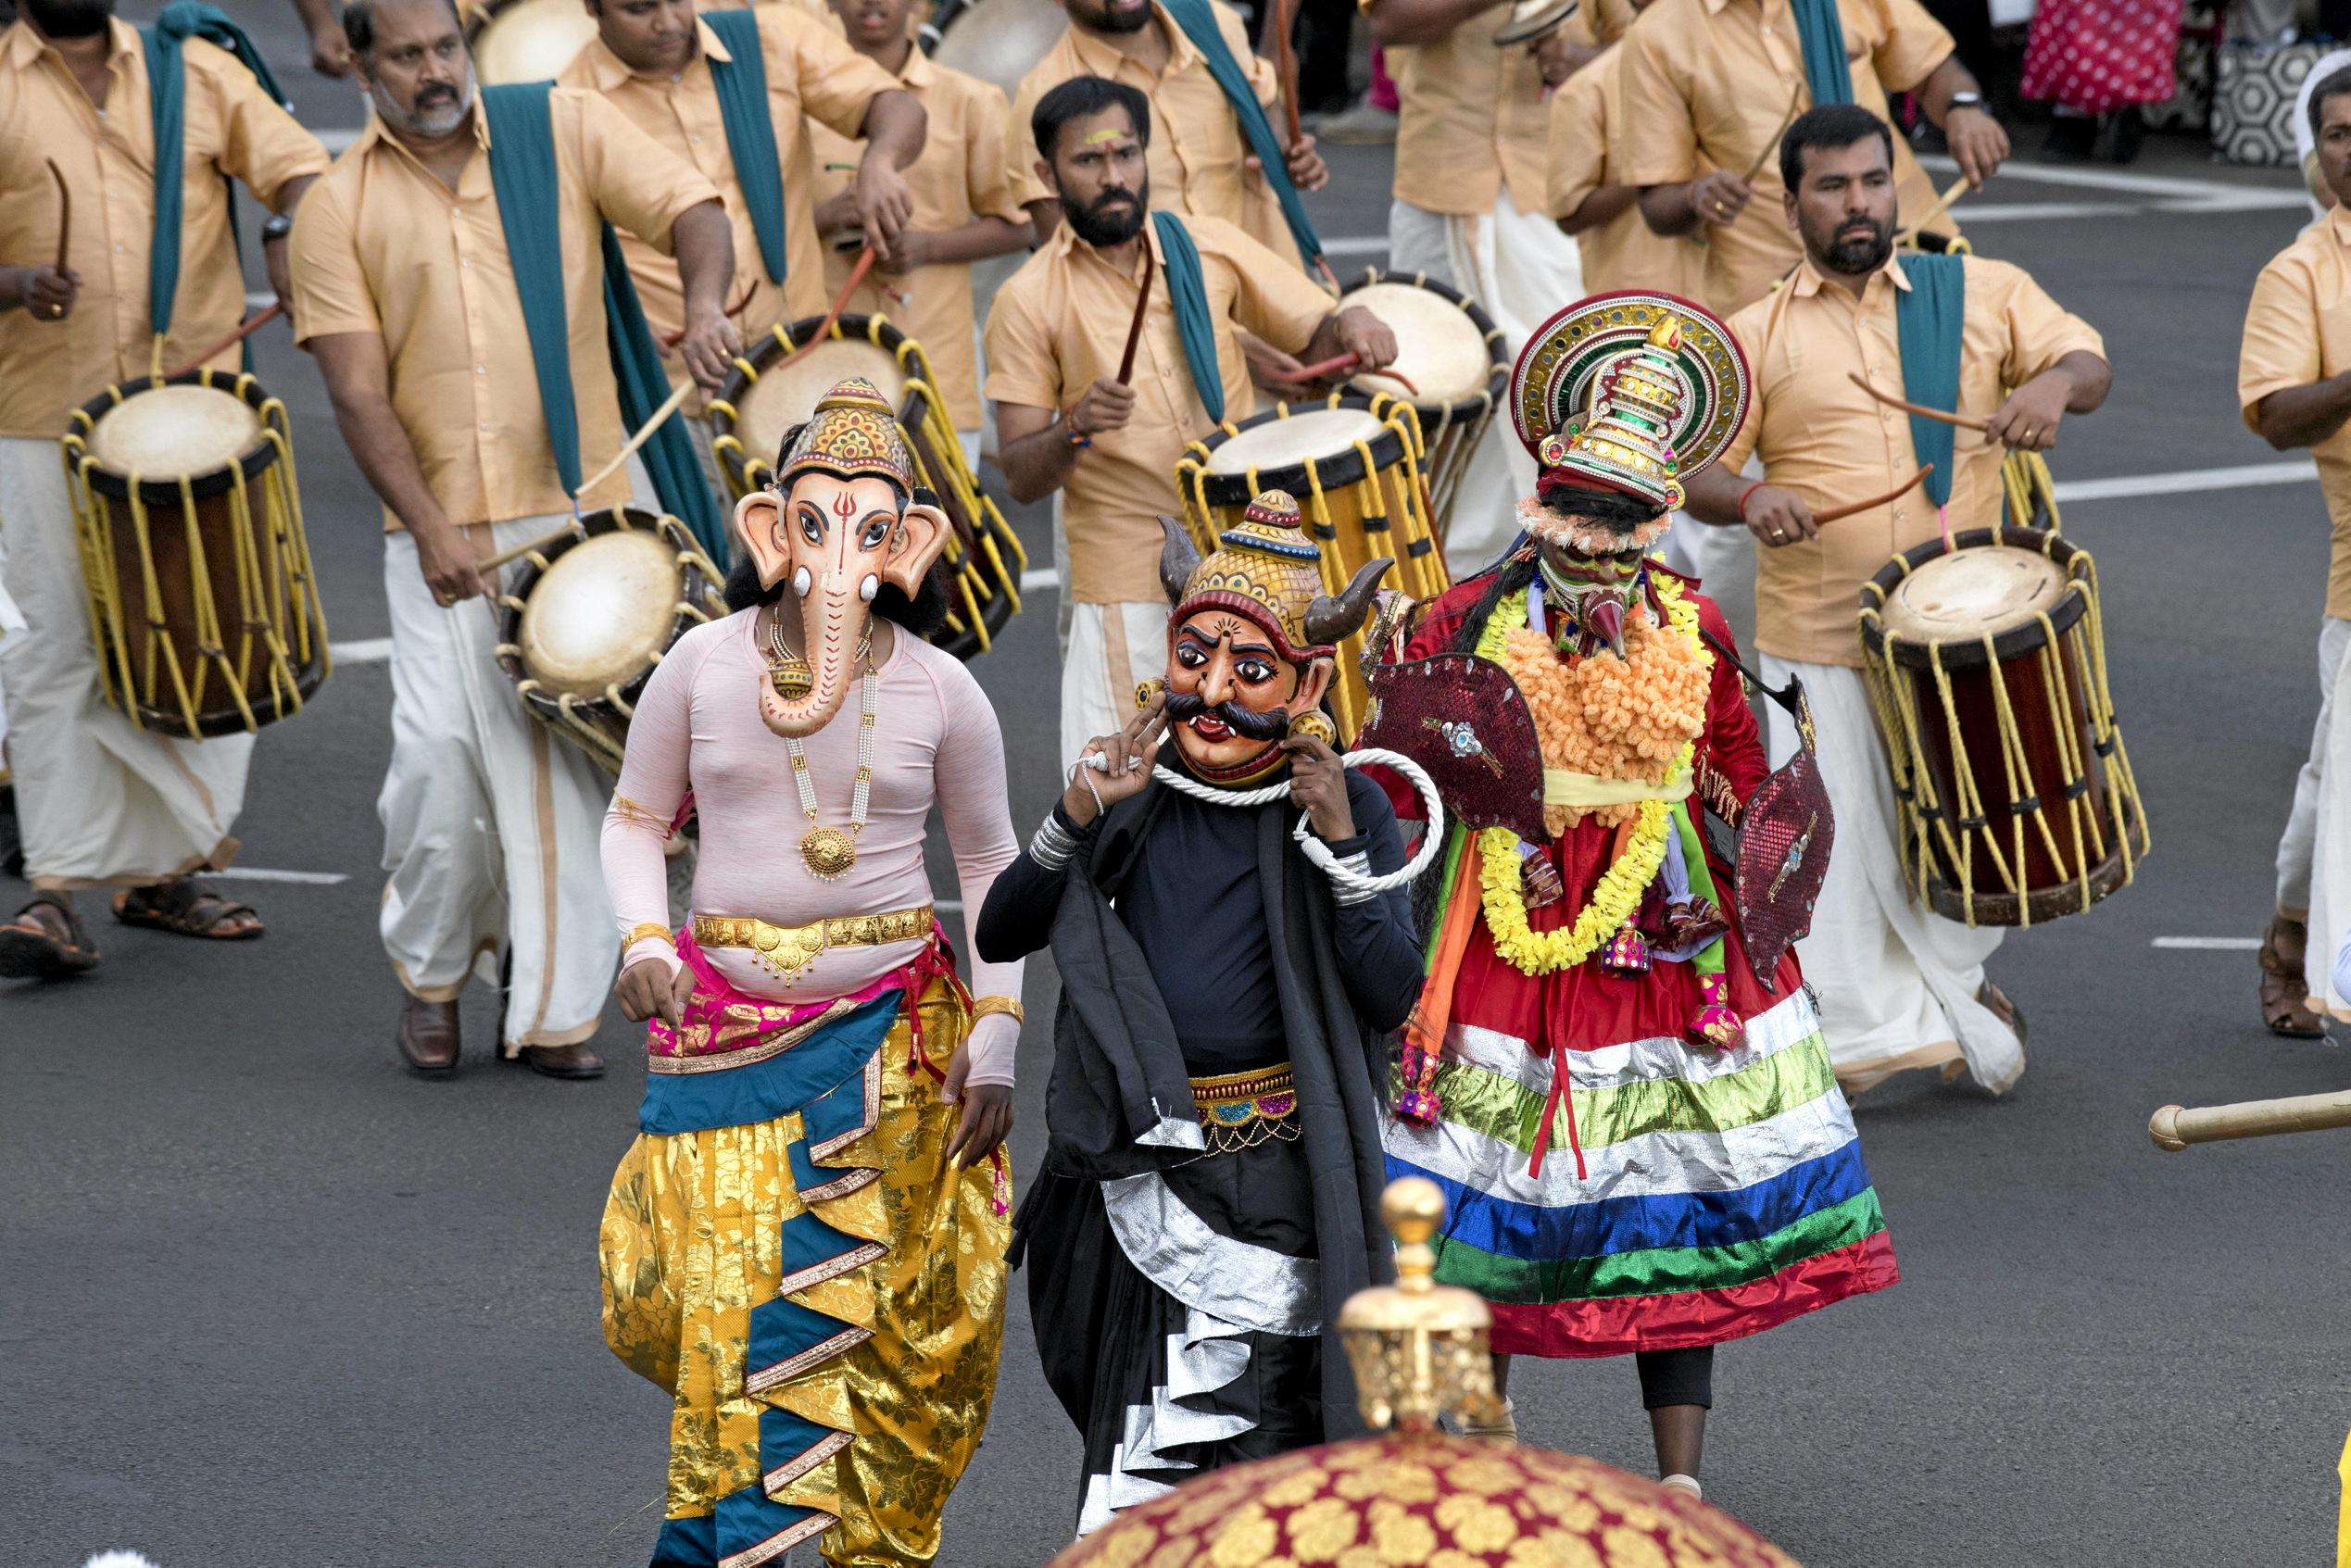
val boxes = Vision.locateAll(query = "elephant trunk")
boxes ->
[756,576,868,739]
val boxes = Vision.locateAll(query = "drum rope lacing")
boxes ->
[1138,750,1445,897]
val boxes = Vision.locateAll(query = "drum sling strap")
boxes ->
[1154,0,1326,273]
[1151,211,1226,425]
[479,82,729,559]
[1892,252,1964,509]
[1788,0,1854,106]
[144,2,286,364]
[701,7,788,287]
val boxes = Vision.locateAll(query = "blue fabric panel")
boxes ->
[715,1474,824,1562]
[1152,0,1324,269]
[481,82,584,497]
[636,989,901,1135]
[600,225,729,556]
[650,1512,718,1566]
[144,4,285,346]
[746,1292,863,1386]
[1893,253,1966,508]
[1790,0,1854,105]
[701,7,789,285]
[1150,212,1226,426]
[1386,1138,1874,1260]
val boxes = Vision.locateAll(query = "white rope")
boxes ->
[1144,749,1446,896]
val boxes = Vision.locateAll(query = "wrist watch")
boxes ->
[1946,91,1984,114]
[261,213,294,244]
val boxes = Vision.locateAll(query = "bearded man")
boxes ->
[1381,292,1897,1502]
[975,494,1419,1537]
[1680,105,2110,1097]
[0,0,326,976]
[986,75,1395,767]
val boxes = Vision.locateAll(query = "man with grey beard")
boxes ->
[287,0,739,1082]
[0,0,326,980]
[1680,104,2110,1100]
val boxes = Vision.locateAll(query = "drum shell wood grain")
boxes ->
[69,376,325,739]
[1862,527,2146,926]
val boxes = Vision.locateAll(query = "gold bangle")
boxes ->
[621,921,674,956]
[972,995,1025,1026]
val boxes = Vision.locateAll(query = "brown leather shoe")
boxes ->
[397,995,461,1076]
[2258,915,2328,1038]
[517,1041,604,1080]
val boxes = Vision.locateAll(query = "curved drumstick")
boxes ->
[1741,85,1804,184]
[160,301,283,379]
[1901,172,1975,242]
[1117,257,1153,384]
[2152,1088,2351,1151]
[1278,352,1422,398]
[770,245,877,375]
[44,157,69,275]
[1848,371,1990,433]
[1813,464,1931,524]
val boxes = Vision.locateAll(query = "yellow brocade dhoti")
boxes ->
[598,977,1009,1566]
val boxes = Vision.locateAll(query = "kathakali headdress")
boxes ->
[776,376,914,492]
[1156,491,1388,666]
[1508,291,1749,533]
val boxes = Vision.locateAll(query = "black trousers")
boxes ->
[1633,1346,1715,1410]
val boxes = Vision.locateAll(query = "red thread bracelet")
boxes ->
[1736,481,1766,521]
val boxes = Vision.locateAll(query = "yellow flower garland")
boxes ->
[1473,576,1704,976]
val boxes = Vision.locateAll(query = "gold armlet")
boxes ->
[621,921,675,956]
[972,995,1025,1026]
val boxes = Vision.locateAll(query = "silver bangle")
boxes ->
[1030,808,1082,872]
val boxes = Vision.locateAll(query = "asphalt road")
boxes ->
[7,9,2351,1567]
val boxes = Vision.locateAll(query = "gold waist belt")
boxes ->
[1191,1063,1301,1154]
[693,905,935,984]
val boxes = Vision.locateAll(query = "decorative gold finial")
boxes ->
[1336,1177,1508,1435]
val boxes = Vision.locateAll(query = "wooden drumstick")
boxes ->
[1286,351,1422,398]
[1116,256,1153,384]
[1812,464,1931,524]
[159,301,283,379]
[478,518,588,575]
[1848,371,1991,433]
[1740,84,1805,185]
[44,157,69,275]
[1904,172,1975,240]
[771,245,876,376]
[2151,1088,2351,1151]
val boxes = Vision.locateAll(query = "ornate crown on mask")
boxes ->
[1507,291,1751,525]
[776,377,913,492]
[1155,491,1388,663]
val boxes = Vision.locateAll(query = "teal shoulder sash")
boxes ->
[1153,0,1324,271]
[1892,253,1964,509]
[480,82,728,555]
[701,7,788,286]
[144,2,288,344]
[1152,212,1226,426]
[1788,0,1854,107]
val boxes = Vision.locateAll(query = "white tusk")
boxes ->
[793,566,811,597]
[859,572,880,603]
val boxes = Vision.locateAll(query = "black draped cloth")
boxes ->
[975,769,1421,1532]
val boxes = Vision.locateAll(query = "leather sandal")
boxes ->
[1977,980,2030,1051]
[112,876,263,940]
[2258,915,2327,1037]
[0,895,100,980]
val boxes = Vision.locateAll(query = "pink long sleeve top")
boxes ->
[600,608,1025,1086]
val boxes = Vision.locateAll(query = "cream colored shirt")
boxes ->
[1377,0,1553,217]
[1002,1,1303,269]
[0,19,327,438]
[808,48,1028,430]
[984,215,1332,604]
[287,94,721,531]
[1616,0,1958,315]
[2243,207,2351,621]
[558,9,899,397]
[1722,253,2106,665]
[1547,45,1702,300]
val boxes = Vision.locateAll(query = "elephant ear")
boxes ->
[884,501,952,596]
[735,488,792,592]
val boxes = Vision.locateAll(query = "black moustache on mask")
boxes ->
[1163,688,1291,741]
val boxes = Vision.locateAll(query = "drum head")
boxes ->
[470,0,597,85]
[518,529,683,700]
[1204,406,1390,477]
[735,338,908,475]
[1880,544,2068,646]
[931,0,1067,96]
[1339,282,1498,408]
[89,384,259,478]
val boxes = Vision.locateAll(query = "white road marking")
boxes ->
[2054,459,2317,504]
[1321,235,1391,257]
[215,866,350,885]
[1019,567,1057,594]
[331,637,394,664]
[2153,936,2264,950]
[1918,153,2303,205]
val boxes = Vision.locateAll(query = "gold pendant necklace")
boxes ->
[774,616,878,882]
[766,611,814,702]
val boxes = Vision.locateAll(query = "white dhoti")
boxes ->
[1389,181,1583,578]
[2290,618,2351,1014]
[1760,653,2024,1096]
[0,434,250,889]
[1060,598,1164,770]
[379,515,619,1052]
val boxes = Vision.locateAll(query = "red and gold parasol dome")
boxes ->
[1045,1431,1802,1568]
